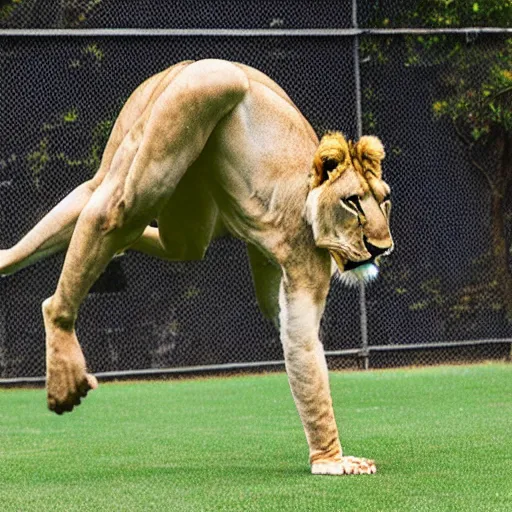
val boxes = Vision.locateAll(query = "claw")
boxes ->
[311,456,377,476]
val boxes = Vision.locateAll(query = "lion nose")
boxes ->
[364,236,392,258]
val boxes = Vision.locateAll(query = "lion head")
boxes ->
[305,132,393,284]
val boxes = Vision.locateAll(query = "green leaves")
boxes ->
[62,108,79,123]
[430,35,512,145]
[26,138,50,189]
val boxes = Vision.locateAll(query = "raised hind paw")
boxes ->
[45,332,98,414]
[311,456,376,475]
[46,349,98,415]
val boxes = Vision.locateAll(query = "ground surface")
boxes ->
[0,363,511,512]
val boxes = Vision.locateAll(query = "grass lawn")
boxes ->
[0,363,511,511]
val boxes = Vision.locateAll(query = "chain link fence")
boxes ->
[1,0,511,382]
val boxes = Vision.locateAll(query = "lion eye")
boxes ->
[345,195,364,214]
[381,196,391,217]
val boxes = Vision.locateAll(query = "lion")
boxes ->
[0,60,393,475]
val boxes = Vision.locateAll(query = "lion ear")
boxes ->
[351,135,385,179]
[311,132,351,189]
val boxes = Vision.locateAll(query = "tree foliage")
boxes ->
[364,1,512,320]
[372,0,511,29]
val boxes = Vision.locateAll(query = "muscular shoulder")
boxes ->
[233,62,318,144]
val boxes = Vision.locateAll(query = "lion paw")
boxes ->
[311,456,376,475]
[46,334,98,415]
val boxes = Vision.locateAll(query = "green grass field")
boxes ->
[0,363,511,512]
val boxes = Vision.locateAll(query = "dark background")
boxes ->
[0,1,510,377]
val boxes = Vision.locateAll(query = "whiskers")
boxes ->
[334,262,380,287]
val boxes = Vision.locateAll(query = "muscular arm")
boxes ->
[279,249,376,475]
[247,243,282,328]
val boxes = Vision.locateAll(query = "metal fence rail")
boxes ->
[2,27,511,36]
[1,338,509,385]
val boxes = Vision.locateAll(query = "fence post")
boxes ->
[352,0,362,141]
[352,0,370,370]
[0,280,7,377]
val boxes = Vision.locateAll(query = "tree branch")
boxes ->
[492,86,512,103]
[451,119,498,194]
[501,134,512,192]
[452,119,473,147]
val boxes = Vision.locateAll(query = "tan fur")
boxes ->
[306,131,392,269]
[311,132,352,188]
[350,135,386,179]
[312,132,386,190]
[1,60,392,477]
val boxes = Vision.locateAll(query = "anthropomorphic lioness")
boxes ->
[0,60,393,475]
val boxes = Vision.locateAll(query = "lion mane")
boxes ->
[311,132,385,189]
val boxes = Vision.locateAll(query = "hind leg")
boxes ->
[43,59,250,414]
[0,184,197,275]
[0,64,193,277]
[42,176,151,414]
[0,180,99,276]
[0,187,198,276]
